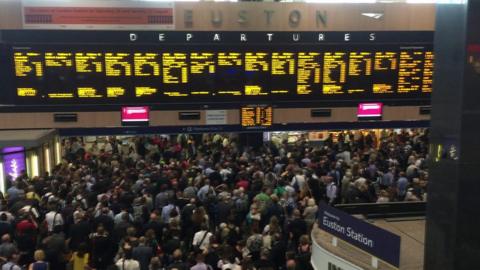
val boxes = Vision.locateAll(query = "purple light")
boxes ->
[2,147,26,180]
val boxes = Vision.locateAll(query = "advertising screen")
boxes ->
[2,147,26,180]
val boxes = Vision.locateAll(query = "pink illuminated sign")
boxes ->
[122,107,149,122]
[358,103,383,118]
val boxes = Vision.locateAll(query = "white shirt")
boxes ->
[291,174,306,190]
[192,230,213,251]
[45,211,64,232]
[116,259,140,270]
[326,183,337,203]
[219,262,241,270]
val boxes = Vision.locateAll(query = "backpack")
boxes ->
[292,176,300,192]
[235,197,248,213]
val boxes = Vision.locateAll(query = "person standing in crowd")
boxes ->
[2,250,21,270]
[116,246,140,270]
[28,250,48,270]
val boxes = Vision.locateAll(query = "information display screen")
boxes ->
[241,105,273,128]
[122,106,149,122]
[358,102,383,120]
[0,30,434,107]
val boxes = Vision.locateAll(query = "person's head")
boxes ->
[260,248,270,259]
[195,253,205,263]
[299,235,310,246]
[173,249,183,261]
[285,251,296,261]
[53,224,63,234]
[1,234,11,243]
[150,257,162,268]
[8,250,20,263]
[269,216,279,227]
[379,190,389,198]
[126,226,136,237]
[121,212,130,222]
[286,258,296,270]
[145,229,155,240]
[34,250,45,262]
[307,198,316,207]
[96,223,105,234]
[77,243,88,256]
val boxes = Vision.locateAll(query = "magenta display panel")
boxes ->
[358,103,383,117]
[121,106,150,122]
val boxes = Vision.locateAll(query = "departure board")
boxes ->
[241,105,273,128]
[0,30,434,107]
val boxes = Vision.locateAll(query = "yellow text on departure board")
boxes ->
[245,52,269,72]
[241,106,273,127]
[218,52,242,66]
[163,53,188,84]
[297,52,321,94]
[374,52,397,71]
[134,53,160,76]
[17,88,38,97]
[105,53,132,77]
[107,87,126,98]
[349,52,372,76]
[397,51,424,93]
[136,87,158,97]
[422,51,434,93]
[323,52,347,84]
[45,52,73,68]
[190,53,215,74]
[78,87,102,98]
[271,52,295,75]
[75,53,103,73]
[14,52,43,77]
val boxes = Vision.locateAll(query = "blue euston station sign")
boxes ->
[317,202,401,268]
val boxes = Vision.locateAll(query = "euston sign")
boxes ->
[318,202,401,268]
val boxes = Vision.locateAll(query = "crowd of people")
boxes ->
[0,128,429,270]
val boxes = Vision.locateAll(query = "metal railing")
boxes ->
[335,201,426,218]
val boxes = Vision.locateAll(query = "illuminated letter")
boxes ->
[240,33,247,42]
[344,33,350,41]
[316,10,327,27]
[238,10,247,25]
[213,33,221,41]
[264,10,275,25]
[211,10,223,27]
[184,10,193,27]
[267,33,274,42]
[369,33,376,41]
[186,33,193,41]
[129,33,137,42]
[292,33,300,42]
[289,10,301,27]
[318,33,325,41]
[159,33,165,42]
